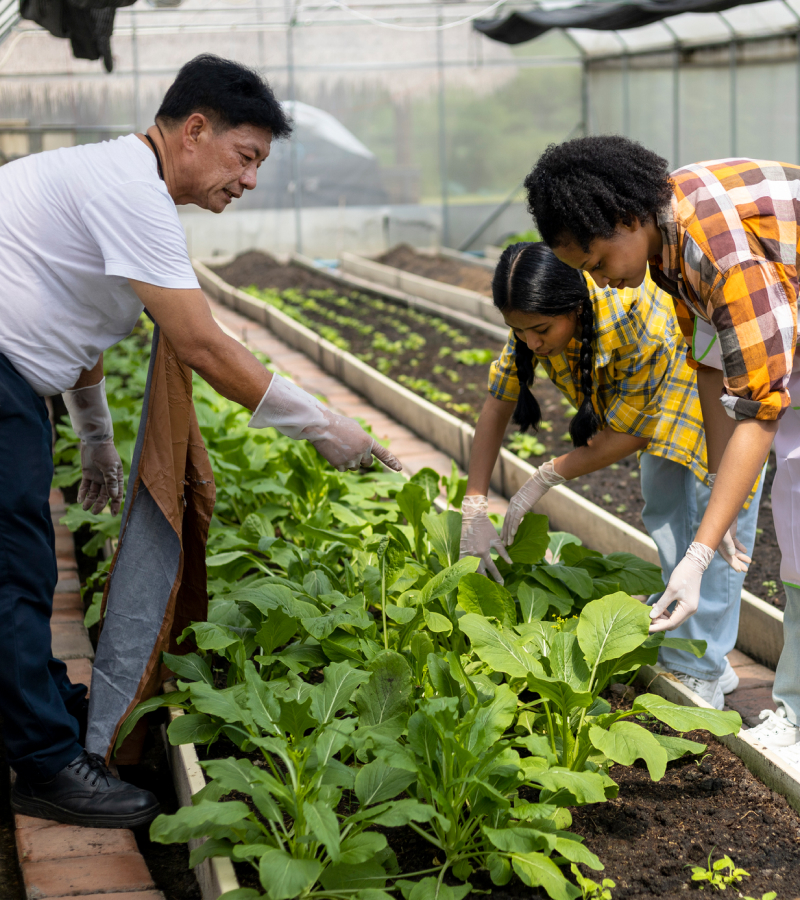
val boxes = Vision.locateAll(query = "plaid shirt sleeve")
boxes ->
[488,330,521,402]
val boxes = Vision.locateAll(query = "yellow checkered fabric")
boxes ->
[488,272,709,483]
[650,158,800,422]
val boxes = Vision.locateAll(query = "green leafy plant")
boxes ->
[572,864,615,900]
[688,849,750,891]
[507,433,547,460]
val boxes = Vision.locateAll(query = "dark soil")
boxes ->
[209,252,783,609]
[377,244,494,297]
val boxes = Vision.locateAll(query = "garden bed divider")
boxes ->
[162,691,241,899]
[638,664,800,815]
[339,251,507,329]
[194,258,783,672]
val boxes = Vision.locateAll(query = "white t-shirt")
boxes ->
[0,134,199,396]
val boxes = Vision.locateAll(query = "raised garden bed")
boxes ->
[53,311,799,900]
[376,245,493,297]
[209,251,783,611]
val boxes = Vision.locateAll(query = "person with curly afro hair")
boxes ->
[526,135,800,766]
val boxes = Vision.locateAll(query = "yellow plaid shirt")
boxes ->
[488,272,709,483]
[650,158,800,422]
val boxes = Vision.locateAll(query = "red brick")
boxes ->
[22,851,155,897]
[14,815,60,832]
[45,894,165,900]
[52,606,84,625]
[53,593,82,613]
[17,824,137,862]
[65,658,93,689]
[49,489,65,505]
[733,663,775,692]
[55,535,74,555]
[56,557,77,571]
[51,622,94,661]
[726,649,753,668]
[52,525,72,539]
[55,578,81,594]
[727,686,777,727]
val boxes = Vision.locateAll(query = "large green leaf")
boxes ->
[525,673,593,713]
[338,832,388,865]
[419,557,480,605]
[167,713,220,746]
[540,565,594,600]
[658,636,708,658]
[605,552,664,594]
[396,483,431,532]
[409,467,441,502]
[518,583,551,623]
[510,851,580,900]
[423,510,462,567]
[507,513,549,564]
[304,799,341,862]
[114,691,189,752]
[162,652,213,686]
[354,651,412,736]
[652,733,707,761]
[462,684,518,756]
[551,834,603,870]
[459,614,541,677]
[632,693,741,735]
[320,860,387,892]
[188,683,251,727]
[589,721,668,780]
[258,849,322,900]
[483,825,554,853]
[310,661,371,724]
[547,632,591,690]
[397,877,471,900]
[150,800,251,843]
[354,759,417,806]
[533,767,610,805]
[457,573,516,626]
[576,592,651,669]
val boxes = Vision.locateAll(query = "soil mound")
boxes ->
[377,244,494,297]
[211,251,339,293]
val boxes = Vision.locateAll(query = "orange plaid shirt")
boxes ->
[650,158,800,421]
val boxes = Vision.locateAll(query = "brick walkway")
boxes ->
[210,295,779,731]
[13,488,164,900]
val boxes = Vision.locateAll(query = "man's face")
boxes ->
[552,221,653,290]
[191,122,272,213]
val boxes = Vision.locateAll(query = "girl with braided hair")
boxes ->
[526,137,800,761]
[459,242,763,711]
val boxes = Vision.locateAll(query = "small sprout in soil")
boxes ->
[582,484,591,491]
[741,894,777,900]
[433,364,445,375]
[438,346,452,357]
[539,419,553,432]
[602,493,613,504]
[561,432,572,441]
[756,527,763,535]
[508,432,547,459]
[762,579,779,595]
[610,463,619,470]
[445,369,460,383]
[572,864,615,900]
[630,470,639,478]
[453,347,495,366]
[688,849,750,891]
[616,504,627,514]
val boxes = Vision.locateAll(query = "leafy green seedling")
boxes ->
[687,849,750,890]
[572,864,615,899]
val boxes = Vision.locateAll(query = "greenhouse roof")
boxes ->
[476,0,800,55]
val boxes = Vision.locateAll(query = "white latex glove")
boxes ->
[707,474,750,573]
[648,542,715,633]
[249,373,401,472]
[460,495,512,584]
[501,458,566,545]
[63,378,124,515]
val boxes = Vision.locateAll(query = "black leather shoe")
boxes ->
[11,750,160,828]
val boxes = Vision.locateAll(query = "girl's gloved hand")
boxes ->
[63,378,124,515]
[249,373,401,472]
[459,495,511,584]
[501,458,565,545]
[648,541,715,633]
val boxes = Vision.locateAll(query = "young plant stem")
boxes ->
[381,555,388,651]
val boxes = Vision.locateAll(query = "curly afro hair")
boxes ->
[524,135,673,251]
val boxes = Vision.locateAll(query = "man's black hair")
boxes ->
[524,135,672,251]
[157,54,292,139]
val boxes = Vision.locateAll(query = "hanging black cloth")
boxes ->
[20,0,136,71]
[474,0,773,45]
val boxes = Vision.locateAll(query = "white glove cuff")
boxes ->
[537,458,567,487]
[686,541,715,572]
[461,495,488,519]
[248,373,328,439]
[63,378,113,444]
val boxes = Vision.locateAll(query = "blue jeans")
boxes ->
[0,353,86,780]
[640,452,764,680]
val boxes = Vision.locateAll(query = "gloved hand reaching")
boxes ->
[460,495,512,584]
[706,475,750,572]
[249,373,401,472]
[501,458,566,545]
[63,378,124,515]
[648,541,715,632]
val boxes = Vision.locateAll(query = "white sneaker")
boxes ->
[778,741,800,773]
[747,708,800,749]
[718,656,739,694]
[667,669,724,710]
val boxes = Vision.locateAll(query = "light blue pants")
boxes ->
[774,584,800,725]
[640,452,764,680]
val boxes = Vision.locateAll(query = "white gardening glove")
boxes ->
[648,541,715,633]
[460,495,512,584]
[706,474,750,573]
[501,458,566,545]
[249,373,401,472]
[62,378,124,516]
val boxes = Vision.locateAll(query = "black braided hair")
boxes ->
[492,242,600,448]
[524,135,673,251]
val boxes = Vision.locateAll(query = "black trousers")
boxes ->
[0,353,86,781]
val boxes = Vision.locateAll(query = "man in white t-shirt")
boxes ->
[0,53,400,828]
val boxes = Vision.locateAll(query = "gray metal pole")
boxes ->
[286,2,302,255]
[730,38,737,156]
[131,7,140,133]
[662,21,681,168]
[622,51,630,136]
[437,7,450,248]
